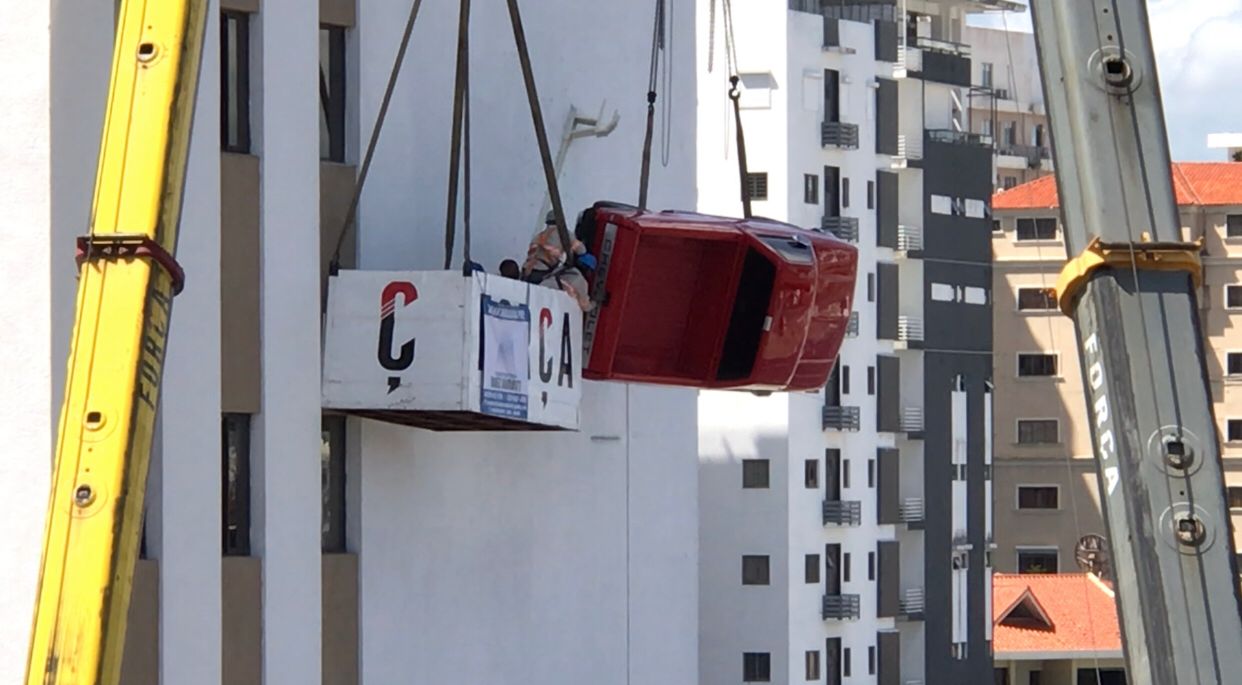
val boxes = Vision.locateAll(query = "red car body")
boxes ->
[576,203,858,392]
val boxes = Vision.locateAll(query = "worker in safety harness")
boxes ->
[521,210,598,311]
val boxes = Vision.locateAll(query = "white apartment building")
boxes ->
[0,2,700,684]
[697,1,999,683]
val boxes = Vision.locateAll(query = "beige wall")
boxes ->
[322,554,359,685]
[223,557,262,685]
[221,153,261,414]
[120,560,160,685]
[993,203,1242,571]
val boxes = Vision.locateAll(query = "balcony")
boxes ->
[997,142,1052,169]
[911,37,971,87]
[927,128,993,148]
[900,498,925,529]
[823,499,863,526]
[822,593,861,620]
[891,134,923,169]
[896,224,923,254]
[900,587,926,620]
[896,316,923,348]
[900,407,924,436]
[822,121,860,149]
[894,45,922,78]
[822,405,861,431]
[845,311,859,338]
[821,216,859,243]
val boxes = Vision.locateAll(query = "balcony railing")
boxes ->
[845,311,859,338]
[822,593,861,620]
[823,499,863,526]
[896,224,923,252]
[927,128,993,147]
[822,121,860,149]
[992,87,1011,100]
[900,407,924,433]
[897,316,924,344]
[900,587,926,618]
[822,216,859,243]
[900,498,925,525]
[914,36,970,57]
[823,405,861,431]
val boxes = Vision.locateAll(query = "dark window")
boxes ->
[981,62,994,88]
[844,648,852,677]
[994,667,1010,685]
[867,273,875,302]
[222,413,252,556]
[806,650,821,680]
[868,551,875,580]
[1017,287,1057,311]
[1227,215,1242,238]
[842,177,851,208]
[868,645,876,675]
[1003,176,1018,190]
[1018,353,1057,377]
[1018,485,1059,510]
[1030,671,1042,685]
[1228,285,1242,309]
[842,553,851,582]
[321,415,347,552]
[867,366,875,395]
[1229,420,1242,442]
[1033,124,1045,147]
[1004,121,1017,146]
[842,459,851,488]
[1229,487,1242,510]
[1228,353,1242,375]
[867,459,875,488]
[867,180,875,209]
[742,555,771,585]
[805,174,820,204]
[993,219,1003,233]
[841,365,851,394]
[320,25,348,162]
[221,11,252,153]
[805,459,819,488]
[1017,549,1058,574]
[743,459,770,488]
[743,652,771,682]
[746,172,769,201]
[1017,419,1058,444]
[824,165,841,215]
[806,554,821,583]
[1016,218,1057,241]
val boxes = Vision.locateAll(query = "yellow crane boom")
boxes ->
[26,1,207,683]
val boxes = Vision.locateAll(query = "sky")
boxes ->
[968,0,1242,160]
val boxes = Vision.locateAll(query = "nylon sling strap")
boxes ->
[730,75,752,219]
[638,0,664,212]
[444,0,472,270]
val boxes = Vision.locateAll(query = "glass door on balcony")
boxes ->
[826,637,843,685]
[825,449,841,501]
[824,165,841,217]
[825,543,842,594]
[824,69,840,123]
[826,361,842,406]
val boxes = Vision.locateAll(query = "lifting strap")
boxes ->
[638,0,670,212]
[444,0,472,271]
[730,75,752,219]
[1055,236,1203,316]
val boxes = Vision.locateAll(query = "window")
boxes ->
[746,172,769,201]
[806,650,821,680]
[843,648,852,677]
[743,652,771,682]
[993,219,1003,233]
[1229,420,1242,442]
[743,459,770,488]
[867,366,875,395]
[805,459,819,488]
[1032,124,1045,148]
[842,177,851,208]
[1003,121,1017,146]
[806,554,821,583]
[982,118,994,137]
[1228,285,1242,309]
[867,551,875,580]
[1017,485,1059,510]
[1017,353,1057,377]
[742,555,771,585]
[1003,176,1018,190]
[1017,287,1057,311]
[867,273,875,302]
[842,459,851,488]
[221,11,252,153]
[867,180,875,209]
[1017,419,1059,444]
[1016,218,1057,241]
[868,645,876,675]
[320,25,348,162]
[841,366,851,394]
[1228,352,1242,376]
[981,62,994,88]
[1227,215,1242,238]
[222,413,252,556]
[804,174,819,204]
[867,459,875,488]
[1017,548,1058,574]
[1030,671,1042,685]
[842,553,851,582]
[321,415,347,552]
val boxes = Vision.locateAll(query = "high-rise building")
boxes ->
[991,163,1242,577]
[697,1,999,682]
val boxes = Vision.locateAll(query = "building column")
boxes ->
[0,2,52,680]
[158,3,223,684]
[255,1,323,683]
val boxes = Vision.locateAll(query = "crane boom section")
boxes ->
[1029,1,1242,682]
[25,1,207,684]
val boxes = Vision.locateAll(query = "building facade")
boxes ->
[964,25,1053,192]
[697,1,997,682]
[991,163,1242,577]
[0,1,700,684]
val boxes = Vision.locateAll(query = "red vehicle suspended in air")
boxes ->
[573,202,858,393]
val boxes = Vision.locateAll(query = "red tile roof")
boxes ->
[993,573,1121,657]
[992,162,1242,210]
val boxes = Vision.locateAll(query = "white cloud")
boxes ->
[969,0,1242,160]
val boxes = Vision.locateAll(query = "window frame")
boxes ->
[1015,547,1059,574]
[321,414,348,552]
[1016,352,1059,378]
[320,23,348,163]
[804,173,819,205]
[220,10,253,154]
[805,650,821,680]
[222,413,253,556]
[805,554,821,584]
[1227,419,1242,443]
[745,172,769,201]
[742,555,771,585]
[805,459,819,489]
[1016,484,1061,511]
[1226,284,1242,310]
[1226,214,1242,239]
[1015,286,1058,312]
[1015,217,1058,242]
[1016,418,1059,445]
[743,652,772,683]
[742,459,770,489]
[1228,486,1242,511]
[1227,351,1242,377]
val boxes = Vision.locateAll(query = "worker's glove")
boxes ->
[577,253,598,270]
